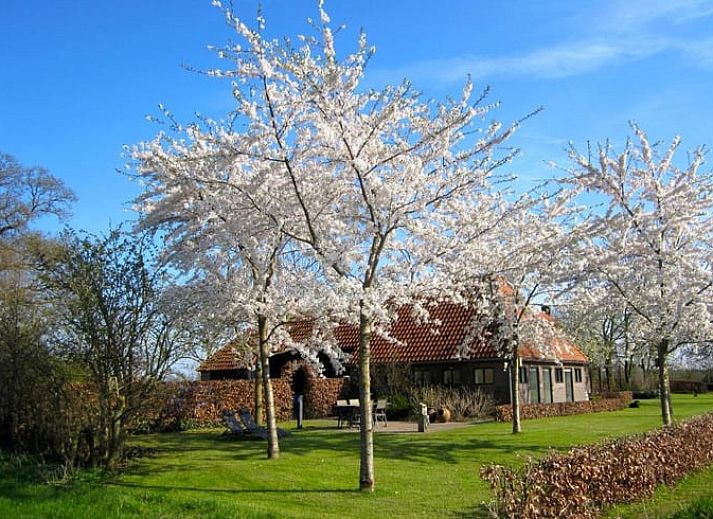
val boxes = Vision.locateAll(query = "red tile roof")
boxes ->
[519,311,588,363]
[198,302,588,372]
[197,339,255,372]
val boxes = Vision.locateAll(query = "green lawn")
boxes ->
[2,395,713,518]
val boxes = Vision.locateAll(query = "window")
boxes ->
[574,368,583,383]
[443,367,462,385]
[555,368,563,383]
[414,369,431,386]
[518,367,528,384]
[474,368,494,385]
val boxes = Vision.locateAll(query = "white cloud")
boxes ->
[372,0,713,86]
[598,0,713,32]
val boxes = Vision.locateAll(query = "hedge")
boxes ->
[134,373,350,432]
[481,412,713,518]
[494,392,632,422]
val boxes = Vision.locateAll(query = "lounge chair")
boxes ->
[238,408,289,439]
[221,409,249,438]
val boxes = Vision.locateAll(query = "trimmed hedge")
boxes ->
[494,392,632,422]
[136,379,292,432]
[481,412,713,518]
[670,379,708,394]
[135,374,350,432]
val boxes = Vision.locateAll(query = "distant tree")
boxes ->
[449,198,575,434]
[559,124,713,425]
[0,153,75,239]
[0,153,78,462]
[559,286,633,391]
[36,229,187,468]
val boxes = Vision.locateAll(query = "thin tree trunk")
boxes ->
[258,316,280,459]
[658,341,673,426]
[605,360,611,391]
[358,308,375,491]
[510,343,521,434]
[254,359,264,425]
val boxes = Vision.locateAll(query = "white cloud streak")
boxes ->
[375,0,713,85]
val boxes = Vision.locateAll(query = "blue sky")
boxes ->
[2,0,713,234]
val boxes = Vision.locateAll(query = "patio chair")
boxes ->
[238,408,289,439]
[334,399,351,429]
[346,399,360,429]
[373,399,388,427]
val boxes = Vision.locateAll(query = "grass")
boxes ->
[1,394,713,518]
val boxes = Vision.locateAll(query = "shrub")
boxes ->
[385,392,413,420]
[408,386,494,421]
[632,389,660,399]
[481,412,713,518]
[670,380,708,394]
[494,392,631,422]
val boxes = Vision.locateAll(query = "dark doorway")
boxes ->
[292,367,308,395]
[565,369,574,402]
[542,368,553,403]
[528,367,540,404]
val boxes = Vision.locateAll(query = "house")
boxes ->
[198,300,589,406]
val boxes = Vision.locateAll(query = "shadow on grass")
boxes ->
[449,502,495,518]
[132,425,554,470]
[105,480,360,495]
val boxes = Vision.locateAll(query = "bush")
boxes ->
[494,392,631,422]
[481,412,713,518]
[670,380,708,394]
[408,386,494,421]
[632,389,660,399]
[385,392,413,420]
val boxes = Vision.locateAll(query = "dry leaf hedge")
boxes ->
[495,392,632,422]
[481,412,713,518]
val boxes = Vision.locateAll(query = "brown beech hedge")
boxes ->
[495,392,632,422]
[481,412,713,518]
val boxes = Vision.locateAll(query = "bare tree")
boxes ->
[0,153,76,238]
[36,229,188,468]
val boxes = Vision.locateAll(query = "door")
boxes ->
[565,369,574,402]
[528,367,540,403]
[542,368,553,403]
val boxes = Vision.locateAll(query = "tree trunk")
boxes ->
[657,341,673,426]
[510,344,521,434]
[254,359,264,425]
[357,309,375,491]
[605,360,611,391]
[258,316,280,459]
